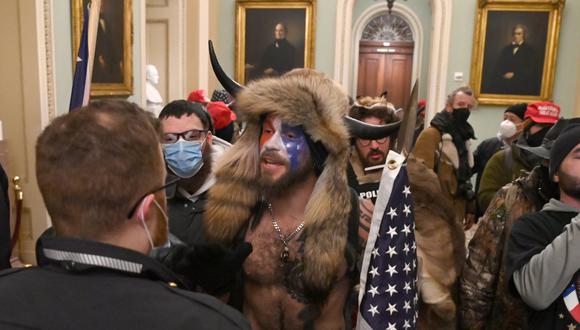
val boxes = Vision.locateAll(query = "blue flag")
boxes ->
[357,151,418,330]
[69,4,90,112]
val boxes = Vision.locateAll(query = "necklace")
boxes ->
[267,202,305,263]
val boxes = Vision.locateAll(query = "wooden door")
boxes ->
[357,40,414,109]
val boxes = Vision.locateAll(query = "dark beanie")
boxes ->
[549,125,580,178]
[504,103,527,120]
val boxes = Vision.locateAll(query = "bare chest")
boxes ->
[243,213,305,286]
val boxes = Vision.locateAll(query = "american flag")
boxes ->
[69,0,101,112]
[357,151,418,330]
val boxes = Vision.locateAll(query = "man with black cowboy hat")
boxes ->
[202,42,399,329]
[460,118,578,330]
[506,123,580,329]
[347,96,400,251]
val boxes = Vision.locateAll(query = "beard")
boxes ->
[259,150,315,197]
[179,143,213,194]
[558,168,580,199]
[361,149,386,168]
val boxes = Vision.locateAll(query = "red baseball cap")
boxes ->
[525,102,560,124]
[206,101,237,130]
[187,89,209,104]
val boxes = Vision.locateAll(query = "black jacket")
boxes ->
[0,163,10,270]
[167,185,208,246]
[0,236,249,330]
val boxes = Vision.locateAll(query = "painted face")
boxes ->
[259,114,311,185]
[355,116,390,168]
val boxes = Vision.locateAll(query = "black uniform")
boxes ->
[0,236,249,330]
[0,163,10,270]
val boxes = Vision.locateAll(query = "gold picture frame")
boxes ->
[72,0,133,97]
[236,0,315,84]
[469,0,565,105]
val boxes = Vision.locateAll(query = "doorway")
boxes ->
[356,13,414,109]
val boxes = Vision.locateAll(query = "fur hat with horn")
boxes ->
[205,41,353,302]
[204,41,401,301]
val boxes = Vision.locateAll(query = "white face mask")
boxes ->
[497,119,517,140]
[139,199,170,250]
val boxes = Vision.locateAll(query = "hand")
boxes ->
[264,68,276,75]
[503,72,514,79]
[162,242,253,295]
[463,213,476,231]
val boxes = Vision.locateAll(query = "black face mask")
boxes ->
[453,107,471,124]
[526,126,549,147]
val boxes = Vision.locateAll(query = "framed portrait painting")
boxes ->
[236,0,315,84]
[470,0,565,105]
[72,0,133,97]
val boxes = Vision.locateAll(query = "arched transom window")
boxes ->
[361,14,413,41]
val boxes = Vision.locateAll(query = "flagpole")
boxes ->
[83,0,101,106]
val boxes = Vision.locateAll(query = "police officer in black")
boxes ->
[0,100,249,330]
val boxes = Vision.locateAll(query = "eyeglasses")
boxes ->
[162,129,208,144]
[359,137,389,147]
[126,177,180,219]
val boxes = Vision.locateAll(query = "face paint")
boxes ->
[260,115,309,173]
[280,122,309,172]
[259,114,312,189]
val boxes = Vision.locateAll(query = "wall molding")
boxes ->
[425,0,452,122]
[43,0,56,120]
[350,2,423,97]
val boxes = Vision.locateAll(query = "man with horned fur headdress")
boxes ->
[204,69,361,329]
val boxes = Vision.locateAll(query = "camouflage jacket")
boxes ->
[459,166,556,330]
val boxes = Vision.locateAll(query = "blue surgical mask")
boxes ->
[162,138,205,178]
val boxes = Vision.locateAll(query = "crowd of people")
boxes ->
[0,61,577,329]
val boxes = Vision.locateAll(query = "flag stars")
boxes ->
[403,263,411,274]
[369,266,380,278]
[371,248,380,258]
[403,300,411,313]
[403,243,410,254]
[403,204,411,217]
[403,185,411,197]
[403,281,412,293]
[368,304,379,317]
[385,264,398,277]
[402,224,412,236]
[386,245,398,258]
[386,322,397,330]
[386,303,398,315]
[387,207,398,219]
[386,226,398,239]
[403,320,411,329]
[367,285,379,298]
[385,284,398,296]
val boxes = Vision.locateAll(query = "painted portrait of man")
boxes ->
[480,11,549,96]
